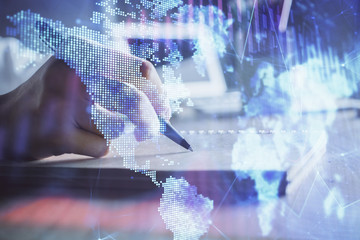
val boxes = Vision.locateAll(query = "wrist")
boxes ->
[0,90,14,122]
[0,90,14,160]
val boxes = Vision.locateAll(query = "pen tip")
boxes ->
[188,146,193,152]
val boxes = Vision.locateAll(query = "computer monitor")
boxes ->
[112,23,227,98]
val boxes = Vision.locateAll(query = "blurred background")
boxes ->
[1,0,360,239]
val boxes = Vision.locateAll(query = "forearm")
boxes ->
[0,90,14,160]
[0,90,13,117]
[0,77,42,161]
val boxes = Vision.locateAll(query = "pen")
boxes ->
[159,117,193,151]
[36,21,193,151]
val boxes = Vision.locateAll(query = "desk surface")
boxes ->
[0,110,360,239]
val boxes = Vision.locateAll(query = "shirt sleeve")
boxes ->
[0,37,50,95]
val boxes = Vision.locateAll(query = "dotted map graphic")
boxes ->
[6,1,233,239]
[5,0,360,239]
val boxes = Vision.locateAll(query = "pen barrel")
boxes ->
[159,118,190,149]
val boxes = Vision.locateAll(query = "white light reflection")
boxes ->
[233,45,358,235]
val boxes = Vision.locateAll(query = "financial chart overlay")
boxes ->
[2,0,360,239]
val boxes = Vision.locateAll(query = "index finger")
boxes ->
[57,37,171,121]
[106,52,171,121]
[86,79,160,141]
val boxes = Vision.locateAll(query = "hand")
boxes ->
[0,54,170,161]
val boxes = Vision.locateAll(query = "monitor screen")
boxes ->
[128,38,211,83]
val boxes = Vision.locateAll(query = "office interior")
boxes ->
[0,0,359,239]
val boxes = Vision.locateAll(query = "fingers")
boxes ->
[102,49,171,120]
[77,81,159,142]
[96,82,161,141]
[139,60,172,120]
[66,128,109,158]
[84,103,125,140]
[63,51,168,141]
[130,88,161,141]
[58,37,171,120]
[55,38,169,142]
[73,98,103,137]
